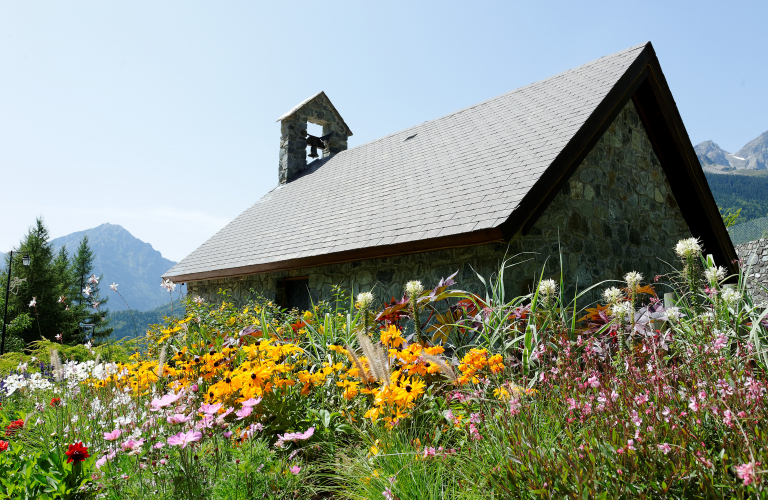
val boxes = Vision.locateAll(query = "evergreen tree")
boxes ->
[10,217,70,344]
[68,236,112,342]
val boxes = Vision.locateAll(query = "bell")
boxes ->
[308,145,319,158]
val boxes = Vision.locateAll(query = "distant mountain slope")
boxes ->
[50,223,185,311]
[735,130,768,170]
[704,172,768,223]
[0,251,5,271]
[696,129,768,172]
[108,300,185,341]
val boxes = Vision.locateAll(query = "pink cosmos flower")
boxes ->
[167,430,202,449]
[658,443,672,455]
[289,465,301,475]
[235,406,253,420]
[167,414,192,425]
[277,427,314,443]
[199,403,222,415]
[95,450,115,470]
[103,429,122,441]
[242,397,262,407]
[216,407,234,424]
[736,462,757,485]
[153,442,165,449]
[121,438,145,453]
[223,431,233,438]
[150,393,182,411]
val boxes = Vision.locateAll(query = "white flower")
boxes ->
[58,296,66,304]
[193,296,204,305]
[537,279,558,298]
[17,362,28,372]
[89,274,99,284]
[624,271,643,291]
[356,292,374,309]
[675,238,702,259]
[721,287,741,305]
[92,301,100,309]
[82,285,92,297]
[161,279,176,292]
[665,306,682,321]
[405,280,424,298]
[603,287,623,305]
[611,301,633,320]
[704,266,727,285]
[85,341,92,350]
[28,297,36,308]
[110,283,118,292]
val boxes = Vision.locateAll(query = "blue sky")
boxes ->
[1,1,766,261]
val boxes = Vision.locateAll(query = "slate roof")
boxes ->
[164,43,652,281]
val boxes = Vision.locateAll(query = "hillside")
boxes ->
[50,223,185,312]
[695,130,768,172]
[108,299,185,341]
[704,172,768,223]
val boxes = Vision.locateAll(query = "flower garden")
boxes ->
[2,238,768,499]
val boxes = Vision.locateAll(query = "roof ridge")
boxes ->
[338,42,649,154]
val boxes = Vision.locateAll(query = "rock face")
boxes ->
[51,223,184,311]
[695,129,768,171]
[695,140,731,167]
[735,130,768,170]
[187,100,692,308]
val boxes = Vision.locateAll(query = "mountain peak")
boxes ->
[735,130,768,170]
[694,140,731,167]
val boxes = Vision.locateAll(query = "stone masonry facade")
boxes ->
[189,100,692,307]
[735,240,768,305]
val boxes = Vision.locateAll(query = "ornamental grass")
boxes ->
[1,240,768,498]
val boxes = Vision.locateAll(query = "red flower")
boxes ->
[65,442,90,464]
[0,440,8,452]
[5,419,23,437]
[50,397,61,407]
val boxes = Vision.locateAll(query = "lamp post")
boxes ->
[1,251,31,355]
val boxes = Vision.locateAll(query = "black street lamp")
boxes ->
[1,251,31,355]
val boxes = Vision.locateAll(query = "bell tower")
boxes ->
[276,92,353,184]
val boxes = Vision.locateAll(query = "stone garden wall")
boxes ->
[188,100,692,308]
[735,239,768,304]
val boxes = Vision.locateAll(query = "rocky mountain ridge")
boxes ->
[695,130,768,171]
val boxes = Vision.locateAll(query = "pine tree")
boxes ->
[68,236,112,342]
[10,217,70,344]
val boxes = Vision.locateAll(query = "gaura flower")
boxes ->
[58,296,66,303]
[193,296,204,305]
[82,285,92,297]
[28,297,36,308]
[110,283,118,291]
[65,442,90,464]
[167,430,202,449]
[89,274,99,284]
[658,443,672,455]
[735,462,757,486]
[161,279,176,292]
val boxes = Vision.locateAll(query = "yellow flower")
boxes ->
[380,325,404,348]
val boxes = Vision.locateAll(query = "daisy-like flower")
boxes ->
[405,280,424,298]
[235,406,253,420]
[199,403,222,415]
[167,414,192,425]
[603,287,623,305]
[356,291,374,309]
[675,238,702,258]
[82,285,92,297]
[150,393,182,411]
[110,283,118,292]
[241,397,262,407]
[103,429,122,441]
[89,274,99,284]
[289,465,301,475]
[277,427,314,443]
[624,271,643,291]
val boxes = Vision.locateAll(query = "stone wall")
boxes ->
[735,239,768,304]
[189,100,692,307]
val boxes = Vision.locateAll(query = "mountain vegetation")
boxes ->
[108,299,185,341]
[50,223,184,312]
[704,172,768,223]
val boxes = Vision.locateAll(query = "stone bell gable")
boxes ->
[165,42,736,309]
[277,91,352,183]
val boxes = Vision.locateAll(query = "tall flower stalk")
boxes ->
[405,281,424,344]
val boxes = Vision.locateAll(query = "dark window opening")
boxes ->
[306,122,323,163]
[279,277,311,311]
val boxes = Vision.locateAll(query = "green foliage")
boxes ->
[719,206,741,228]
[67,235,111,342]
[705,172,768,223]
[107,300,184,341]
